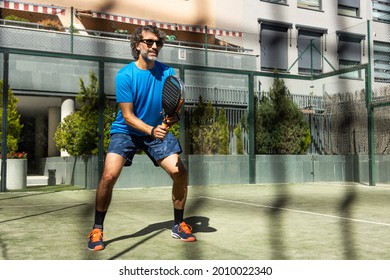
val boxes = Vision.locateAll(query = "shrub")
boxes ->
[190,97,229,154]
[38,19,62,31]
[4,15,30,22]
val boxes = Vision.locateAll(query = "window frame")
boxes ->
[297,0,322,11]
[336,31,365,80]
[372,0,390,24]
[338,0,360,17]
[260,0,288,5]
[258,19,293,72]
[373,40,390,84]
[296,25,327,75]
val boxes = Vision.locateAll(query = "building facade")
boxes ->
[0,0,389,167]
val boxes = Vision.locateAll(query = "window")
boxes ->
[296,25,327,74]
[338,0,360,17]
[373,41,390,83]
[337,32,365,79]
[372,0,390,24]
[259,19,292,71]
[297,0,321,11]
[261,0,287,4]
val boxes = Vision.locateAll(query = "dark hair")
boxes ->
[130,25,166,60]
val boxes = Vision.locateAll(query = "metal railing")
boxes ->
[0,19,253,54]
[0,19,60,31]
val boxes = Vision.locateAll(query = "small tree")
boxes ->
[234,123,244,154]
[255,77,311,154]
[54,72,116,156]
[217,107,229,154]
[0,80,23,155]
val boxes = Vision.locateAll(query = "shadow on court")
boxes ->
[0,191,57,201]
[0,232,8,260]
[0,203,87,224]
[266,181,360,260]
[105,216,216,260]
[339,185,358,260]
[267,188,289,260]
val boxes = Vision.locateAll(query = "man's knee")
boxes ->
[99,172,118,189]
[172,167,188,183]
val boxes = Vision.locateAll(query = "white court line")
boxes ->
[200,196,390,227]
[3,193,390,228]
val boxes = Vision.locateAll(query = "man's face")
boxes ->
[137,31,163,62]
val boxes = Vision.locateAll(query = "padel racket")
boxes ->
[161,75,184,128]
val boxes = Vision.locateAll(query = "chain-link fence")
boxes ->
[0,10,333,157]
[1,3,390,188]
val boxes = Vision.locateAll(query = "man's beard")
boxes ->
[140,49,158,62]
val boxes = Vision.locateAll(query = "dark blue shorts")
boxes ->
[107,133,182,166]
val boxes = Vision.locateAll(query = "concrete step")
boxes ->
[27,175,48,186]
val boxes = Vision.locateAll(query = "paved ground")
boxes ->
[1,183,390,260]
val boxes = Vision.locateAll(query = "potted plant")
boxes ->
[37,18,63,31]
[0,80,26,190]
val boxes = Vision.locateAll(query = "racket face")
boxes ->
[162,75,184,116]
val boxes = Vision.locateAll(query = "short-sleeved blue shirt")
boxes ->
[110,61,176,136]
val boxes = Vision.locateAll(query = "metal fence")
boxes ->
[1,16,389,188]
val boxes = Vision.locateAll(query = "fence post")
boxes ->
[204,25,208,66]
[366,20,375,186]
[1,51,9,192]
[70,7,74,54]
[248,73,256,184]
[179,66,187,155]
[98,60,105,182]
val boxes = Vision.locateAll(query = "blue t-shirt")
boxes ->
[110,61,176,136]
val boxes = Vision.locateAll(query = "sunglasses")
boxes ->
[140,39,163,48]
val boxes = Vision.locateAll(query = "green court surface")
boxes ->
[1,182,390,260]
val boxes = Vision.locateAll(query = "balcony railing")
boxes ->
[0,19,60,31]
[0,19,252,54]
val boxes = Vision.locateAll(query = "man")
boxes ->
[88,25,196,251]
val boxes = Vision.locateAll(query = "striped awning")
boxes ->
[0,0,65,15]
[91,11,242,37]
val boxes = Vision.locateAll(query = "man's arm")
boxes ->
[120,102,167,139]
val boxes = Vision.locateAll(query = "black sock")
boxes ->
[94,210,107,229]
[174,208,184,225]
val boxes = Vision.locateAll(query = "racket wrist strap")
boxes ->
[151,127,156,138]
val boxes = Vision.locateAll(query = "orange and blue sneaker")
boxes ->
[88,228,105,251]
[171,221,197,242]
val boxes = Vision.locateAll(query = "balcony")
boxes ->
[0,20,256,71]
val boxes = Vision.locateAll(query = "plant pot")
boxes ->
[1,159,27,190]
